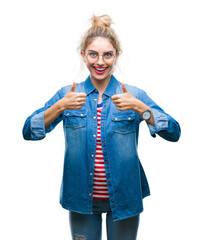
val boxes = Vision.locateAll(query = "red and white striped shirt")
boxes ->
[93,103,109,199]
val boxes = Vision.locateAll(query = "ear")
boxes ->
[80,51,86,63]
[114,51,120,63]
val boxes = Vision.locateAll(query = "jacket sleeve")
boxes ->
[22,89,63,141]
[139,89,181,142]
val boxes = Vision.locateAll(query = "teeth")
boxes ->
[95,67,106,71]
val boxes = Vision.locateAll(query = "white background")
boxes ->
[0,0,203,239]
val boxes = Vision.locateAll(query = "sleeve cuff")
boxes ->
[147,108,168,137]
[30,111,46,140]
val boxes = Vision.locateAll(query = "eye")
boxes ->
[104,52,113,58]
[89,52,98,58]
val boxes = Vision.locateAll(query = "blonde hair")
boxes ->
[79,14,122,54]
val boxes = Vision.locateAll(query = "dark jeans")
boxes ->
[69,199,140,240]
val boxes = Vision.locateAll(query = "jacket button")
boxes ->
[115,118,118,120]
[89,193,92,196]
[106,161,108,164]
[90,173,93,176]
[91,154,94,158]
[111,200,114,203]
[103,142,106,145]
[93,134,96,138]
[108,180,111,183]
[94,116,96,119]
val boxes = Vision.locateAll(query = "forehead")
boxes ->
[86,37,115,52]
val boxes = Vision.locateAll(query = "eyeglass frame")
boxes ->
[85,51,117,63]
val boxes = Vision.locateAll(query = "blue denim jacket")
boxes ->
[22,75,181,221]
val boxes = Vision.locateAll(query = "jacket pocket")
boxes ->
[112,112,137,134]
[64,110,87,129]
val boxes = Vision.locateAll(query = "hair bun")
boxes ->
[91,14,112,28]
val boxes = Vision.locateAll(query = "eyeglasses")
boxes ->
[85,51,115,63]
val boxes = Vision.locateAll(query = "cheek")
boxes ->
[87,65,94,71]
[109,63,116,71]
[84,62,92,70]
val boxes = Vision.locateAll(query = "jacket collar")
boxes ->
[84,75,120,97]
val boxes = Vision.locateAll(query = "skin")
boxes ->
[80,37,119,104]
[44,37,154,128]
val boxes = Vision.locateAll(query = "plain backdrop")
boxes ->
[0,0,203,239]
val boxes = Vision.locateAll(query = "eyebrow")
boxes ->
[88,50,114,53]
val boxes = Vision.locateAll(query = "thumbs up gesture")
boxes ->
[61,82,87,110]
[111,83,142,112]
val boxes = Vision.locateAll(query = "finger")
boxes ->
[77,99,86,104]
[76,99,86,105]
[76,103,86,109]
[77,92,87,97]
[69,82,76,92]
[77,98,86,102]
[116,106,127,111]
[121,83,128,93]
[74,105,83,110]
[115,106,124,111]
[111,94,120,100]
[76,96,87,102]
[113,99,121,105]
[70,103,85,110]
[114,102,123,108]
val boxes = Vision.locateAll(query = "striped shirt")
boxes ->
[93,102,109,199]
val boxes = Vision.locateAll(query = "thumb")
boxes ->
[69,82,76,92]
[121,83,128,93]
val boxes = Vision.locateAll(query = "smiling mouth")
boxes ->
[93,67,108,75]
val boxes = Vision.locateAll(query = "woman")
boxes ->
[23,15,181,240]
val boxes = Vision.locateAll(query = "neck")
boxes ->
[90,75,112,93]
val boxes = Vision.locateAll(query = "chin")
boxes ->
[91,73,110,82]
[90,69,113,82]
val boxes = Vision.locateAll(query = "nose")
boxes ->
[96,55,105,65]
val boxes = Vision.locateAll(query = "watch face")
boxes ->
[143,110,151,120]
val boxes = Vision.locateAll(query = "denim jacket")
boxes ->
[22,75,181,221]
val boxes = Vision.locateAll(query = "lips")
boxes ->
[93,67,108,75]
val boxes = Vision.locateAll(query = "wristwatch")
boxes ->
[141,108,151,121]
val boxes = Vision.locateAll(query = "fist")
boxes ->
[111,83,139,111]
[61,82,87,110]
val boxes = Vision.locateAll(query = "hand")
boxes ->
[61,82,87,110]
[111,83,146,113]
